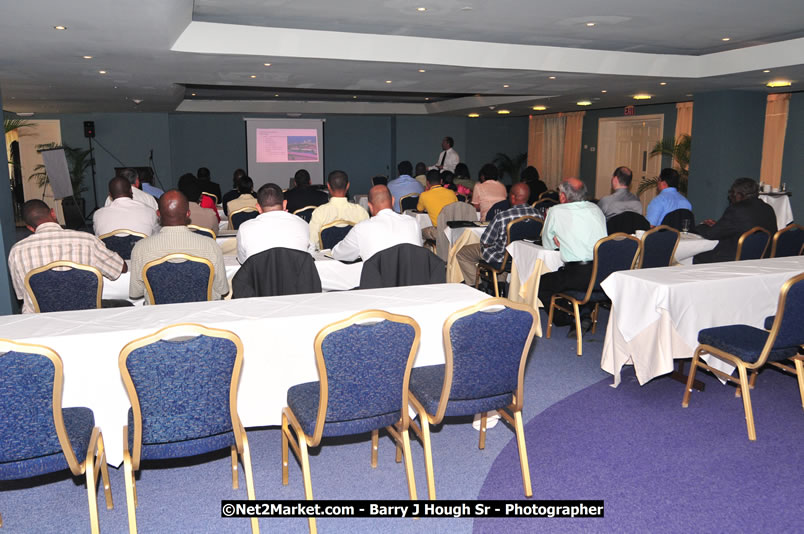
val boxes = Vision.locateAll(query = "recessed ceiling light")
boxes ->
[53,25,66,30]
[532,105,547,111]
[503,84,510,88]
[548,76,556,80]
[191,93,196,96]
[686,93,694,97]
[601,90,607,93]
[385,80,392,84]
[763,69,771,73]
[425,97,430,101]
[274,93,279,97]
[264,63,272,67]
[586,22,596,27]
[250,75,257,78]
[417,7,426,12]
[497,109,511,115]
[461,6,473,11]
[659,82,667,86]
[353,95,357,99]
[468,113,480,118]
[576,100,592,106]
[633,94,652,100]
[766,80,792,88]
[721,37,730,41]
[82,55,93,59]
[98,70,107,74]
[418,69,426,73]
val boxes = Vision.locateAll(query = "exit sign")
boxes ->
[624,105,636,116]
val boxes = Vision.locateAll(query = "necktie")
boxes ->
[439,150,447,166]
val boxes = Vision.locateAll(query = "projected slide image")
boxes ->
[256,128,319,163]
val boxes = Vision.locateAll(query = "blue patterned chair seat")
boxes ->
[698,325,800,363]
[145,259,211,304]
[126,408,235,460]
[320,225,353,250]
[28,267,100,312]
[409,364,512,417]
[101,234,143,260]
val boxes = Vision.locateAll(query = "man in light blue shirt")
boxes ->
[387,160,424,212]
[645,168,692,226]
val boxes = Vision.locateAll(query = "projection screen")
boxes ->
[245,118,325,189]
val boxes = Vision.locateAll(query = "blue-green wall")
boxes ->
[0,90,19,313]
[781,92,804,222]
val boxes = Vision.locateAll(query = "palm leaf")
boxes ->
[493,152,527,182]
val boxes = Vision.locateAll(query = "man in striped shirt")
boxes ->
[8,199,127,313]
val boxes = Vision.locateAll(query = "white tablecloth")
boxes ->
[0,284,488,465]
[404,211,434,230]
[600,256,804,386]
[506,241,563,321]
[760,193,794,229]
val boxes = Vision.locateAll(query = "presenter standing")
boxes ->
[431,136,460,173]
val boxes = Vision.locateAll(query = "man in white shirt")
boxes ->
[332,185,422,262]
[308,170,369,247]
[104,167,158,211]
[94,177,160,237]
[237,183,310,263]
[430,136,460,173]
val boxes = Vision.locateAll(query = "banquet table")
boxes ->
[759,192,794,229]
[445,226,488,283]
[0,283,489,465]
[600,256,804,387]
[634,230,718,265]
[506,241,563,313]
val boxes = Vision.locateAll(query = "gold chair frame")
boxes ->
[735,226,771,260]
[142,253,214,304]
[118,323,258,534]
[227,207,259,231]
[24,261,103,313]
[474,215,544,297]
[0,339,113,533]
[769,223,804,258]
[281,310,421,534]
[538,190,556,200]
[318,219,354,250]
[546,233,642,356]
[200,192,218,205]
[682,272,804,440]
[187,224,216,239]
[293,205,318,216]
[531,197,557,208]
[408,298,539,500]
[637,225,680,268]
[399,192,419,210]
[98,229,148,241]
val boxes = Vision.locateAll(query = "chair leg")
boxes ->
[95,431,113,510]
[239,433,260,534]
[231,445,239,490]
[297,438,316,534]
[590,303,600,334]
[546,296,556,339]
[736,364,757,440]
[85,429,101,534]
[371,429,379,468]
[418,415,437,500]
[478,412,488,450]
[281,413,289,485]
[492,272,499,297]
[682,349,703,408]
[794,358,804,411]
[749,370,759,389]
[0,511,3,527]
[123,426,138,534]
[400,429,418,501]
[572,301,583,356]
[512,409,533,498]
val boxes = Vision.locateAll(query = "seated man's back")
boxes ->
[645,168,692,226]
[237,183,310,263]
[94,176,159,237]
[308,170,369,247]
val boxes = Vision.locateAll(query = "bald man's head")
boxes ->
[510,182,530,205]
[558,178,587,203]
[367,185,393,215]
[157,190,190,226]
[108,176,132,200]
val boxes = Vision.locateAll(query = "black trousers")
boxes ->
[538,262,594,320]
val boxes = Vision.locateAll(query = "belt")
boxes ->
[564,260,592,266]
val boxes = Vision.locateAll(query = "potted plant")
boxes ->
[637,134,691,195]
[28,143,91,228]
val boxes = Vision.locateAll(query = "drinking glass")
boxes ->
[681,219,690,234]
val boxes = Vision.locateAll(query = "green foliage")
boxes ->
[28,143,90,197]
[493,152,527,183]
[4,118,36,134]
[637,134,691,196]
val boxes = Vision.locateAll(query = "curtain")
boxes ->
[561,111,585,179]
[674,101,693,139]
[542,116,566,190]
[759,93,790,188]
[527,115,544,174]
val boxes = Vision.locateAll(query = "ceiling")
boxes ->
[1,0,802,117]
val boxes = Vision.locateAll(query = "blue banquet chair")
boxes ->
[228,207,259,230]
[142,253,214,304]
[638,225,680,268]
[293,205,317,223]
[682,272,804,440]
[282,311,421,534]
[118,324,258,534]
[318,219,354,250]
[99,230,147,260]
[25,260,103,312]
[475,215,544,297]
[407,298,539,499]
[734,226,771,260]
[0,339,113,533]
[769,223,804,258]
[187,224,216,239]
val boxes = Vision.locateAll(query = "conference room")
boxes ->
[1,2,803,533]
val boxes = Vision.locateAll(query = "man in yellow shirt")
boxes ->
[418,169,458,240]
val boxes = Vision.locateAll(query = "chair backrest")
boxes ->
[735,226,771,260]
[639,225,680,268]
[435,201,478,261]
[187,224,216,238]
[229,208,259,230]
[319,220,354,250]
[231,247,322,298]
[400,194,419,211]
[749,273,804,370]
[507,215,543,243]
[531,198,558,211]
[456,194,467,202]
[99,230,147,260]
[25,261,103,313]
[606,211,651,235]
[359,244,446,289]
[142,253,213,304]
[485,199,509,222]
[0,340,83,475]
[201,192,218,205]
[538,190,559,201]
[427,299,537,423]
[661,208,695,231]
[307,310,420,445]
[118,324,244,469]
[581,233,641,300]
[293,205,317,222]
[770,224,804,258]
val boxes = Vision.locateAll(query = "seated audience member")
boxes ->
[93,176,160,237]
[692,177,777,264]
[414,161,428,188]
[178,174,219,235]
[645,168,692,226]
[521,166,547,204]
[472,163,507,221]
[453,162,475,194]
[332,185,423,262]
[225,176,258,214]
[597,166,643,220]
[139,169,164,199]
[538,178,608,332]
[221,168,253,215]
[388,160,424,212]
[129,190,228,303]
[196,166,222,201]
[104,167,158,211]
[284,169,328,213]
[308,170,369,247]
[237,183,310,263]
[9,199,127,313]
[418,169,458,239]
[456,183,539,286]
[441,170,471,198]
[371,175,388,186]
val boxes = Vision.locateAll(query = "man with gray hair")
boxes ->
[538,178,607,332]
[104,167,158,211]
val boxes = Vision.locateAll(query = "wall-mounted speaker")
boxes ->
[83,121,95,138]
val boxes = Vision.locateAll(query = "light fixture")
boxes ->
[468,113,480,118]
[425,97,430,101]
[503,84,510,88]
[98,70,107,74]
[250,75,257,78]
[53,25,66,30]
[264,63,272,67]
[532,105,547,111]
[586,22,596,27]
[418,69,426,73]
[633,94,652,100]
[497,109,510,115]
[659,82,667,86]
[417,7,426,12]
[548,76,556,80]
[274,93,279,97]
[353,95,357,99]
[385,80,392,84]
[601,90,607,93]
[763,69,771,73]
[16,112,35,117]
[191,93,196,96]
[721,37,730,41]
[766,80,792,88]
[686,93,694,97]
[576,100,592,106]
[82,55,93,59]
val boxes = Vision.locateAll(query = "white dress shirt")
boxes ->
[431,147,460,173]
[104,186,159,211]
[93,196,160,237]
[236,210,311,263]
[331,208,423,261]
